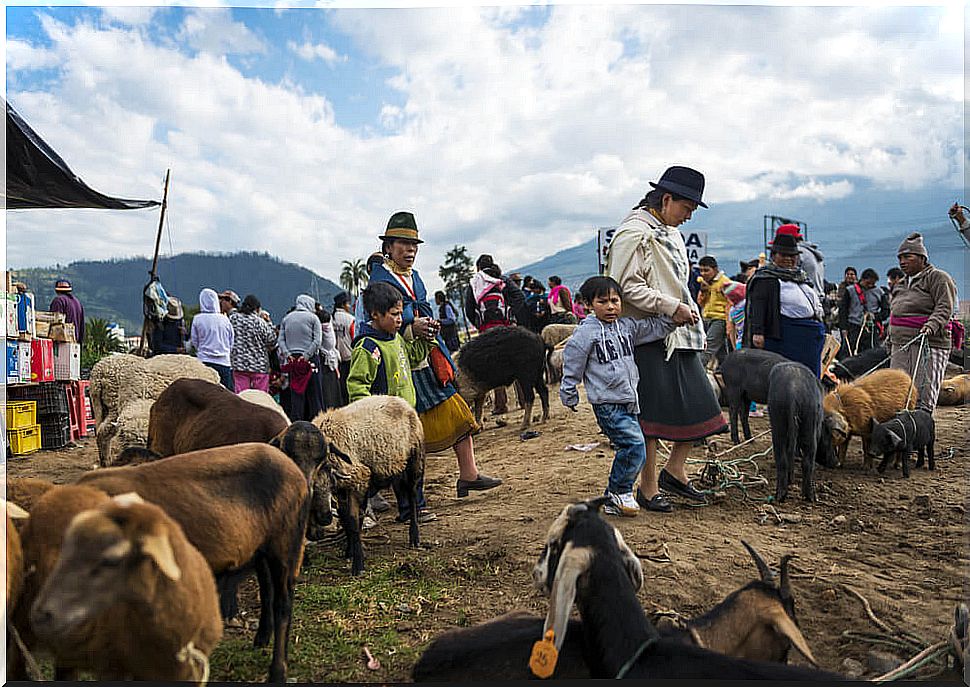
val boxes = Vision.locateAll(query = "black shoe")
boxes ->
[456,473,503,498]
[658,469,707,502]
[636,489,673,513]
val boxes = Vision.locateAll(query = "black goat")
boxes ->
[869,409,936,478]
[829,345,889,382]
[530,498,843,680]
[412,540,817,681]
[767,362,834,503]
[720,348,789,443]
[454,325,550,430]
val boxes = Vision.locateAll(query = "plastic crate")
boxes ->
[40,415,71,450]
[6,401,37,430]
[53,342,81,381]
[7,424,41,456]
[8,382,70,417]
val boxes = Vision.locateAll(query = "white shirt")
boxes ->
[779,281,822,319]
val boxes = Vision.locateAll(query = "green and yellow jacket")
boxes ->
[347,322,434,406]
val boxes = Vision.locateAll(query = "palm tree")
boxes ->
[340,258,369,297]
[81,317,128,369]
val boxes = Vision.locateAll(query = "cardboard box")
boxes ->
[30,338,55,382]
[53,342,81,381]
[5,293,18,338]
[16,292,35,339]
[35,311,66,324]
[17,341,32,383]
[49,322,76,343]
[6,339,19,384]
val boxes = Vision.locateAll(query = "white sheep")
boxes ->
[312,395,425,575]
[90,354,220,465]
[239,388,290,423]
[101,399,155,466]
[540,323,578,350]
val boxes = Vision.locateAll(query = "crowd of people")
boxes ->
[135,166,961,525]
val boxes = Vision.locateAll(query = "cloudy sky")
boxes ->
[4,2,964,293]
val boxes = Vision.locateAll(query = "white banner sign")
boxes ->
[598,226,708,271]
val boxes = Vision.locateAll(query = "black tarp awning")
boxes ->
[5,101,160,210]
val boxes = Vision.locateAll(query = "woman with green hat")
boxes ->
[359,211,502,514]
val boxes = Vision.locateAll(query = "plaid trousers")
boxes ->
[889,340,949,413]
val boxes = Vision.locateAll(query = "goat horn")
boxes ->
[741,539,775,584]
[779,554,793,599]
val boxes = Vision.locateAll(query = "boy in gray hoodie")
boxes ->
[560,276,678,516]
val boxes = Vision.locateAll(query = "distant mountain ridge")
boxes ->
[11,252,342,331]
[513,184,969,300]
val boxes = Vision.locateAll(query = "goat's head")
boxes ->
[31,493,182,645]
[730,540,817,666]
[823,412,848,447]
[533,497,642,651]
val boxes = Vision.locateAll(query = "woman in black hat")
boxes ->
[745,232,826,375]
[605,166,727,514]
[361,211,502,512]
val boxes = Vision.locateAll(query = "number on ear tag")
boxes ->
[529,629,558,679]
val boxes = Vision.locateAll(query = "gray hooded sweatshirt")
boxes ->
[560,314,677,415]
[278,294,322,359]
[798,242,825,298]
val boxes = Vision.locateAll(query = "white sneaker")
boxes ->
[604,491,640,517]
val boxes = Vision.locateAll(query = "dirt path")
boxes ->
[7,398,968,681]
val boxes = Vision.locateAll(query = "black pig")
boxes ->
[767,362,826,502]
[869,409,935,478]
[721,348,789,444]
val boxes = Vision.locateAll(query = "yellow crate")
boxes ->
[6,401,37,430]
[7,424,41,456]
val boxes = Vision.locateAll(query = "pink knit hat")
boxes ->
[722,280,746,305]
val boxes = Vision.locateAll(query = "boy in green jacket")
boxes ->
[348,281,436,522]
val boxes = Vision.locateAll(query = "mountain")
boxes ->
[11,252,342,331]
[513,183,969,300]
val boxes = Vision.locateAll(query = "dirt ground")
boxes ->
[6,392,968,682]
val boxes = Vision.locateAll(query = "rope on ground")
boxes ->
[685,441,775,506]
[8,619,46,681]
[870,641,951,682]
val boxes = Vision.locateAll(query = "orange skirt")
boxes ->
[420,393,480,454]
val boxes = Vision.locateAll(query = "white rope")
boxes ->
[176,641,211,686]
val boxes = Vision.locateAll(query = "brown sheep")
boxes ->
[822,368,917,469]
[148,377,289,457]
[76,443,309,683]
[9,484,110,681]
[6,476,56,514]
[30,495,223,682]
[6,501,29,615]
[938,374,970,406]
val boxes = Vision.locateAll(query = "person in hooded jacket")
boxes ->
[190,288,235,388]
[278,294,324,421]
[774,223,826,299]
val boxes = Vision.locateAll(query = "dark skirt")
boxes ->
[763,315,825,377]
[635,341,727,441]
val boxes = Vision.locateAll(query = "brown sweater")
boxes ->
[888,264,956,350]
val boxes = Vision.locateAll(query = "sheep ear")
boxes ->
[329,444,354,465]
[766,606,819,666]
[7,502,29,519]
[542,543,590,652]
[614,527,643,591]
[741,540,775,584]
[140,531,182,581]
[112,492,145,507]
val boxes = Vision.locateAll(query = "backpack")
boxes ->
[853,284,884,338]
[477,284,509,328]
[876,287,891,324]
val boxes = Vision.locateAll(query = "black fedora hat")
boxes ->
[379,211,423,244]
[768,233,800,256]
[649,165,708,208]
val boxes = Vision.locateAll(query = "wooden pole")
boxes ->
[137,169,171,356]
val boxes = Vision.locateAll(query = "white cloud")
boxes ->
[176,8,267,55]
[101,6,159,26]
[5,5,963,296]
[287,39,345,65]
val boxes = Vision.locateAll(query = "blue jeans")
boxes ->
[592,403,647,495]
[203,361,234,390]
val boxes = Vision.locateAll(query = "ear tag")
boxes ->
[529,629,558,679]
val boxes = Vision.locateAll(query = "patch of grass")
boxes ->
[209,546,461,683]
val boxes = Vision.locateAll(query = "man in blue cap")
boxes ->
[49,278,85,344]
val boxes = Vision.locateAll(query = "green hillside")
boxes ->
[10,252,342,330]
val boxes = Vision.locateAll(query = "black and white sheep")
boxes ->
[869,409,936,477]
[412,539,818,681]
[76,443,310,682]
[767,362,832,502]
[30,494,223,682]
[529,498,843,680]
[454,325,550,431]
[311,395,425,576]
[720,348,789,444]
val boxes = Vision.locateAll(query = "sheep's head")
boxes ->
[270,421,332,479]
[938,383,960,405]
[31,494,182,646]
[823,412,848,447]
[533,497,641,651]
